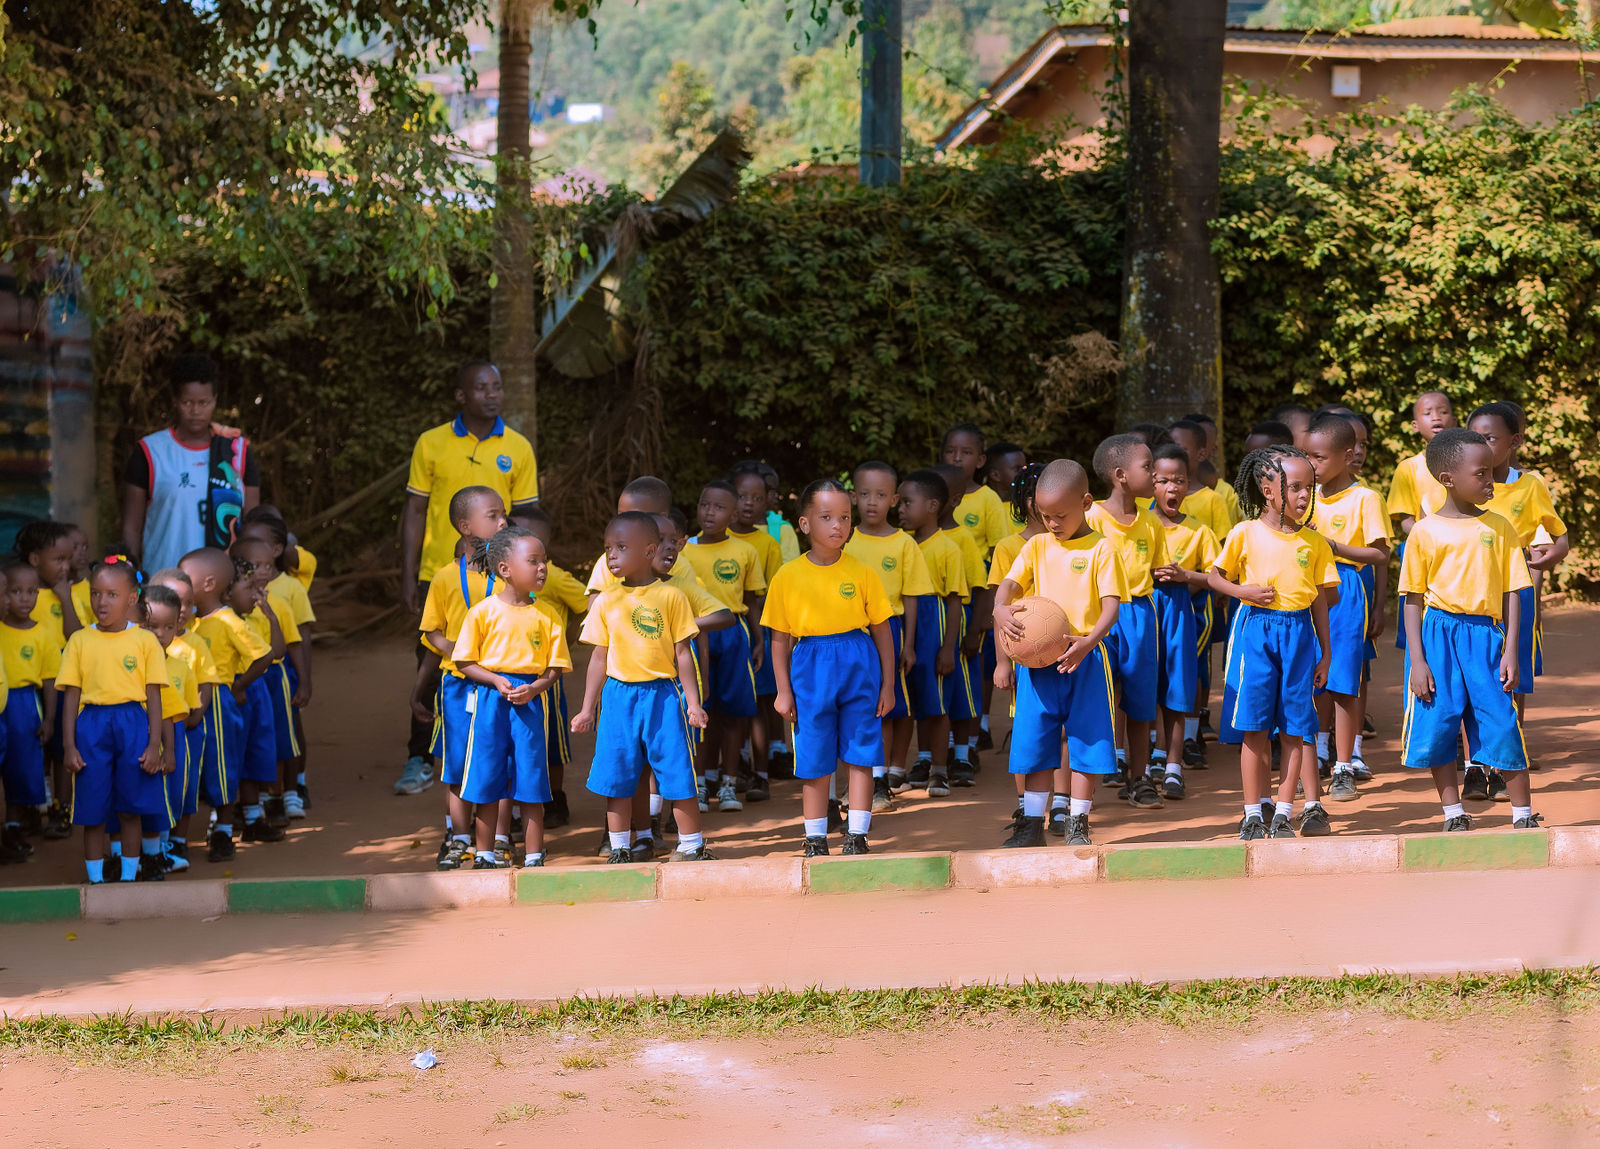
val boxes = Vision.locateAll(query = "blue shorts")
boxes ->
[1007,643,1116,776]
[1212,595,1236,646]
[1402,610,1527,772]
[460,677,552,806]
[1220,605,1318,743]
[201,685,244,809]
[1192,590,1215,692]
[944,606,979,721]
[960,603,984,719]
[1514,584,1541,696]
[1153,584,1197,715]
[71,701,166,825]
[982,630,997,686]
[752,627,777,696]
[45,686,64,761]
[1320,563,1374,698]
[266,661,302,761]
[438,672,472,786]
[1,688,44,806]
[181,720,205,815]
[165,717,197,827]
[241,675,278,783]
[907,595,948,721]
[1108,593,1159,722]
[588,678,698,801]
[885,614,910,720]
[705,618,758,717]
[1394,538,1409,651]
[790,630,884,778]
[547,676,572,768]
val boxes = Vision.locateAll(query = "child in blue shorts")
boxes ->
[59,557,170,884]
[233,536,299,833]
[143,584,201,873]
[899,470,968,797]
[1210,445,1338,841]
[933,462,990,781]
[767,480,896,857]
[0,558,57,863]
[573,511,713,863]
[993,459,1124,849]
[453,525,570,868]
[1399,428,1540,832]
[226,547,289,845]
[147,567,218,871]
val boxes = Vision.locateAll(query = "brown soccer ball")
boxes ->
[996,595,1074,670]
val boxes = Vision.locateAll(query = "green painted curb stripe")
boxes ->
[807,854,951,894]
[0,886,81,923]
[228,878,367,914]
[1404,832,1549,873]
[1106,845,1247,882]
[517,867,656,904]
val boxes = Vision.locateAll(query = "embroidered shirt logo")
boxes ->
[838,582,858,600]
[496,454,513,473]
[712,558,740,584]
[629,606,665,639]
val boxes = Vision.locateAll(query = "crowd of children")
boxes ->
[0,390,1572,881]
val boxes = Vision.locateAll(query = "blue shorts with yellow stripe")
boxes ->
[71,701,168,826]
[1403,609,1527,771]
[959,603,984,718]
[1153,584,1197,715]
[437,673,472,786]
[241,675,278,783]
[944,605,979,721]
[790,630,884,778]
[164,717,197,827]
[885,614,910,720]
[460,677,551,806]
[752,626,777,697]
[1394,538,1409,651]
[1007,643,1116,776]
[1191,589,1215,691]
[706,617,758,718]
[266,661,302,762]
[1514,583,1542,696]
[201,685,244,809]
[1,687,44,806]
[1107,593,1159,722]
[1320,562,1374,698]
[907,595,948,721]
[181,720,205,815]
[547,676,572,767]
[1219,604,1318,743]
[587,677,698,801]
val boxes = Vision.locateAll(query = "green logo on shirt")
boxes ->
[630,606,665,639]
[1512,500,1526,516]
[1070,557,1088,573]
[1295,546,1310,569]
[881,556,897,572]
[1332,515,1347,530]
[20,644,32,660]
[712,558,740,584]
[530,633,544,649]
[1480,531,1496,548]
[121,655,138,671]
[839,582,858,600]
[963,513,979,528]
[1135,538,1149,554]
[51,603,61,619]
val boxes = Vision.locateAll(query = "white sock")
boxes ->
[916,751,932,764]
[243,803,263,822]
[476,850,495,864]
[705,769,721,784]
[444,815,453,833]
[215,823,233,837]
[1443,802,1465,823]
[967,736,979,752]
[953,744,970,764]
[109,842,123,857]
[649,793,664,816]
[948,733,956,749]
[980,715,990,733]
[770,740,789,754]
[495,834,510,846]
[451,832,470,845]
[847,809,871,834]
[1022,791,1047,818]
[141,836,162,856]
[1150,750,1168,764]
[803,817,828,838]
[85,859,104,883]
[1148,728,1158,747]
[678,832,703,851]
[1305,800,1324,811]
[872,766,886,778]
[1353,734,1365,758]
[1245,802,1263,821]
[1069,797,1092,817]
[511,804,522,820]
[1165,761,1183,778]
[296,771,306,786]
[1275,801,1293,819]
[1512,805,1532,822]
[635,829,653,843]
[608,830,630,850]
[526,851,545,863]
[1183,718,1199,740]
[1335,761,1352,776]
[1115,747,1127,764]
[828,774,838,799]
[1050,793,1068,811]
[1316,732,1330,759]
[121,856,139,881]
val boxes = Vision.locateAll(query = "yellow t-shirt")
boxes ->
[942,526,987,604]
[1086,503,1168,598]
[917,533,970,601]
[246,593,302,661]
[844,530,934,615]
[159,647,201,722]
[1398,511,1532,622]
[1485,471,1566,549]
[729,526,784,586]
[539,563,590,635]
[682,536,766,614]
[57,624,169,706]
[0,621,61,688]
[406,417,539,581]
[1313,484,1390,567]
[987,530,1031,588]
[1216,479,1242,527]
[1159,516,1221,575]
[29,587,65,655]
[269,571,317,628]
[586,552,690,594]
[453,595,569,676]
[172,632,222,688]
[1386,450,1447,522]
[70,579,91,630]
[420,559,494,676]
[1215,521,1338,612]
[192,607,271,681]
[1003,532,1127,637]
[659,569,725,622]
[291,546,318,591]
[952,484,1011,555]
[580,582,699,682]
[762,553,893,639]
[1175,486,1234,543]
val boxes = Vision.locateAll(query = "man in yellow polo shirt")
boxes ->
[395,360,539,795]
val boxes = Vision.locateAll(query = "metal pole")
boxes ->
[859,0,902,187]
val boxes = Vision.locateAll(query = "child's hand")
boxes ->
[898,645,916,675]
[993,660,1014,691]
[571,708,596,735]
[232,684,248,704]
[36,720,53,745]
[1239,584,1276,606]
[876,685,895,718]
[994,604,1025,642]
[1056,635,1091,675]
[1528,545,1558,571]
[1368,608,1387,641]
[686,702,708,730]
[140,741,163,775]
[1152,563,1183,584]
[960,630,983,660]
[1313,656,1330,690]
[65,748,86,775]
[494,675,517,701]
[506,682,537,705]
[774,689,797,723]
[291,684,312,707]
[749,640,764,673]
[936,648,956,677]
[409,691,435,725]
[1409,659,1435,703]
[1499,649,1519,693]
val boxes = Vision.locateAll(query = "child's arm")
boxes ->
[287,634,311,707]
[39,678,56,743]
[900,602,917,674]
[674,639,707,729]
[1500,590,1521,693]
[747,595,765,671]
[1330,539,1390,568]
[234,654,272,698]
[961,586,993,659]
[1059,595,1119,675]
[1394,513,1417,538]
[459,660,517,700]
[194,683,212,728]
[1311,589,1332,690]
[162,717,178,774]
[937,592,961,676]
[570,645,608,734]
[1370,557,1389,641]
[261,599,288,662]
[424,629,454,658]
[1207,567,1275,606]
[696,608,735,633]
[869,619,895,717]
[992,578,1025,640]
[61,686,83,772]
[55,578,83,638]
[141,683,164,774]
[771,630,797,722]
[507,667,560,706]
[1528,534,1569,572]
[410,650,443,724]
[1404,596,1432,701]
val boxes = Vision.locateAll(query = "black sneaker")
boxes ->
[1182,738,1208,769]
[1128,778,1164,809]
[207,829,235,862]
[1162,773,1186,801]
[1106,767,1128,789]
[630,838,656,863]
[595,831,614,858]
[827,798,845,832]
[871,776,893,812]
[1065,814,1091,846]
[950,763,976,788]
[435,837,452,866]
[494,840,513,866]
[927,771,951,798]
[295,782,312,810]
[263,796,289,829]
[906,759,932,789]
[474,853,512,869]
[43,802,72,840]
[1487,771,1509,802]
[1238,814,1267,841]
[977,726,994,751]
[840,833,870,856]
[1350,756,1372,782]
[1268,812,1297,839]
[131,853,164,881]
[670,845,718,861]
[605,847,634,864]
[1513,812,1544,829]
[1048,807,1068,837]
[167,840,190,867]
[1327,771,1359,802]
[803,835,829,858]
[20,806,42,836]
[1445,813,1475,832]
[886,770,909,793]
[746,775,771,803]
[436,838,470,871]
[1299,805,1331,836]
[1461,766,1490,802]
[1199,707,1214,739]
[243,818,286,843]
[2,824,33,858]
[768,748,795,780]
[546,790,570,828]
[1001,815,1045,849]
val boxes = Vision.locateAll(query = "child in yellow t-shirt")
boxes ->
[933,462,991,780]
[0,558,53,861]
[899,469,968,796]
[142,583,202,874]
[147,566,220,870]
[728,463,788,775]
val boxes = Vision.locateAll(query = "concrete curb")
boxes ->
[1,824,1587,924]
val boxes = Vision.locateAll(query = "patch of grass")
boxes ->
[256,1093,312,1134]
[327,1064,380,1084]
[4,969,1598,1058]
[559,1053,606,1070]
[979,1101,1092,1137]
[558,1090,586,1101]
[492,1103,540,1124]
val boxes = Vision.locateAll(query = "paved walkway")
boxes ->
[6,867,1600,1016]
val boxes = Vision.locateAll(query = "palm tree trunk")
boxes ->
[492,1,539,445]
[1117,0,1226,432]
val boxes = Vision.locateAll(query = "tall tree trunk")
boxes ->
[492,1,539,447]
[859,0,902,187]
[1118,0,1226,433]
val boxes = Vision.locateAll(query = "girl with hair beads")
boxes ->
[1209,445,1338,841]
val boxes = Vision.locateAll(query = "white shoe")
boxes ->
[717,781,742,812]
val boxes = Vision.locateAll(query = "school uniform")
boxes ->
[682,535,766,718]
[168,632,220,816]
[1000,531,1125,776]
[452,595,568,806]
[158,645,201,824]
[1485,469,1565,695]
[191,606,271,808]
[762,553,892,778]
[533,562,590,766]
[247,594,302,769]
[30,587,68,761]
[57,624,169,826]
[952,483,1012,556]
[581,581,701,801]
[1399,512,1532,772]
[1386,450,1449,651]
[0,622,58,807]
[1312,484,1390,697]
[845,529,935,720]
[730,527,785,697]
[1215,521,1338,744]
[420,559,497,786]
[911,531,970,721]
[405,415,538,582]
[1154,515,1220,715]
[1087,503,1168,723]
[943,526,988,723]
[289,547,318,592]
[983,524,1027,682]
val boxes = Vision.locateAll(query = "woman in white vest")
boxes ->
[119,353,260,573]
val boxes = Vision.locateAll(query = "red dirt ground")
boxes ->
[4,605,1596,886]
